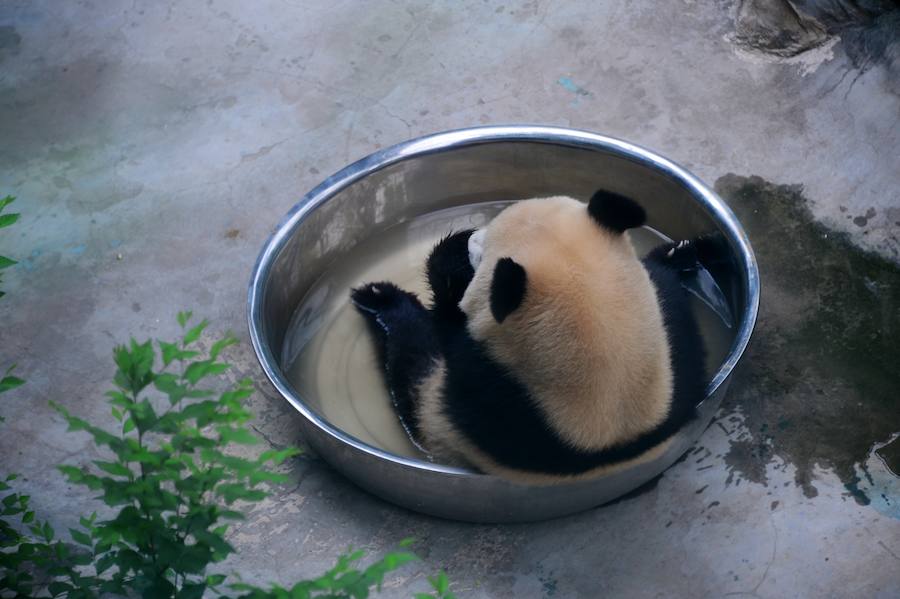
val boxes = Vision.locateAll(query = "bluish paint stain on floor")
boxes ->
[557,77,590,107]
[557,76,589,96]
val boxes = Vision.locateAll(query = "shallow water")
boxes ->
[283,202,735,460]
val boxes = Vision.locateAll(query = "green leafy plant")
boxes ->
[0,195,24,402]
[416,572,453,599]
[233,545,454,599]
[0,313,455,598]
[0,195,19,295]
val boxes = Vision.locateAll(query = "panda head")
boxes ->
[460,190,647,330]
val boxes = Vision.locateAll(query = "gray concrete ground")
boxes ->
[1,1,899,597]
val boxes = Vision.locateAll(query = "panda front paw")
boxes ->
[427,229,476,310]
[692,232,731,266]
[350,281,418,315]
[663,239,700,273]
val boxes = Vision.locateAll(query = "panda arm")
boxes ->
[642,242,708,418]
[350,282,441,439]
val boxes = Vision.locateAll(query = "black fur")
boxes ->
[587,190,646,233]
[691,232,739,311]
[489,258,527,323]
[350,282,439,439]
[426,230,475,323]
[691,232,731,267]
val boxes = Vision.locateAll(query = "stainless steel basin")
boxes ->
[248,125,760,523]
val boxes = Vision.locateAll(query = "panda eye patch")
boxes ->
[490,257,527,323]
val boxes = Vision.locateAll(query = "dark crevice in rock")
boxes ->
[732,0,831,57]
[730,0,900,89]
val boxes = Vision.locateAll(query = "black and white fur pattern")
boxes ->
[351,191,711,483]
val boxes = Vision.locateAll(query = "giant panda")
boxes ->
[350,190,709,483]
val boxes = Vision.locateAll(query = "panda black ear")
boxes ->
[490,257,527,324]
[587,190,646,233]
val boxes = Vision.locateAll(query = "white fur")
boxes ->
[468,228,486,269]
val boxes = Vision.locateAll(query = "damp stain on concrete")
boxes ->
[853,207,877,227]
[538,571,558,597]
[714,174,900,505]
[66,181,145,215]
[0,26,22,62]
[875,435,900,476]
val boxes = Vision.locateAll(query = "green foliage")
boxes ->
[0,196,23,410]
[226,540,456,599]
[0,195,19,301]
[0,366,24,396]
[232,545,417,599]
[416,571,455,599]
[0,313,455,599]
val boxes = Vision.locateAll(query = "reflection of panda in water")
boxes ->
[352,191,710,483]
